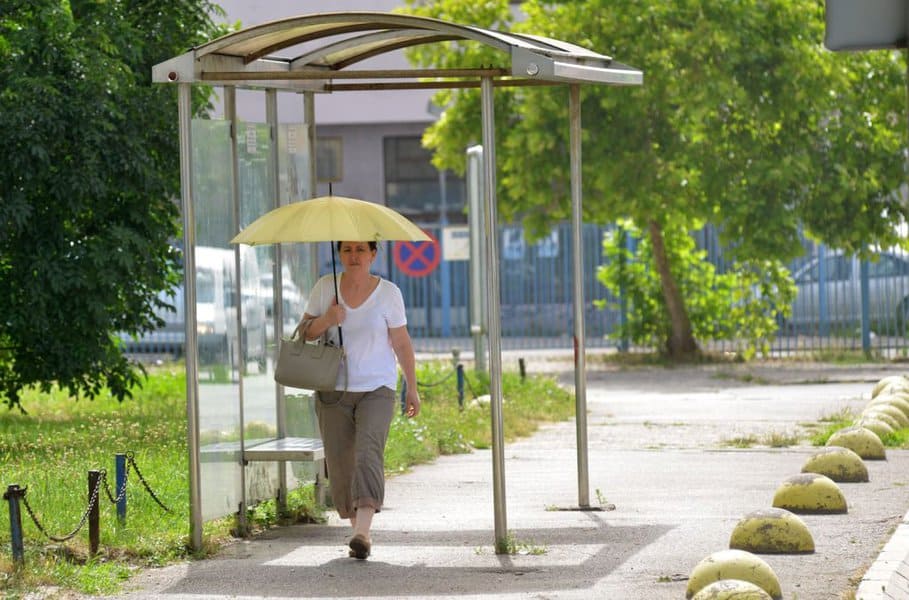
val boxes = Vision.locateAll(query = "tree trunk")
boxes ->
[647,220,700,359]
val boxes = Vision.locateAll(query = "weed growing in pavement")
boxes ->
[720,429,801,448]
[595,488,609,506]
[721,434,759,448]
[762,430,802,447]
[1,360,571,597]
[496,531,547,556]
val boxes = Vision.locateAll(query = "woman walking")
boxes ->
[298,240,420,559]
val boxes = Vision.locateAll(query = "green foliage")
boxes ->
[0,367,236,596]
[0,1,228,410]
[403,0,909,353]
[597,221,795,357]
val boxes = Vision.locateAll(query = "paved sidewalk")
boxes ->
[104,359,909,599]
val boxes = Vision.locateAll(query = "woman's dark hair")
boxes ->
[336,241,378,251]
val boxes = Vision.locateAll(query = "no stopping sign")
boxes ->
[393,234,440,277]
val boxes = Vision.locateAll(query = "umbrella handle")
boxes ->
[331,241,344,347]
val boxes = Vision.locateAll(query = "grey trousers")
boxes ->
[315,386,396,519]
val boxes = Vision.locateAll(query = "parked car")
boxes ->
[786,250,909,331]
[260,267,308,341]
[119,246,268,369]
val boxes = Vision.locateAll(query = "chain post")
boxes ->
[518,357,526,381]
[115,453,127,524]
[456,364,465,410]
[88,471,101,556]
[4,484,25,563]
[399,378,407,415]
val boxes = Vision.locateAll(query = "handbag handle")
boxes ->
[295,316,342,348]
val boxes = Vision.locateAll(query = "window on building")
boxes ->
[384,136,466,224]
[317,137,342,183]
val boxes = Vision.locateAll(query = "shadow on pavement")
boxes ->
[156,517,672,598]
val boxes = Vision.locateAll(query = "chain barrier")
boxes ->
[415,368,456,388]
[102,465,127,504]
[461,371,481,400]
[20,473,104,543]
[125,452,171,513]
[12,452,170,546]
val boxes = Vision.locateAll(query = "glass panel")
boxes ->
[237,121,279,505]
[278,123,319,487]
[192,119,243,522]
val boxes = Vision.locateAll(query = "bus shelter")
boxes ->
[152,11,642,551]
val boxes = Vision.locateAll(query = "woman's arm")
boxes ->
[295,296,344,341]
[389,325,420,417]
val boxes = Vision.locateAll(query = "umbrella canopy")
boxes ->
[230,195,430,245]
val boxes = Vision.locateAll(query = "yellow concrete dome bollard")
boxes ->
[801,446,868,482]
[772,473,847,514]
[825,426,886,460]
[859,409,901,430]
[691,579,774,600]
[863,403,909,428]
[685,549,782,599]
[867,394,909,419]
[855,417,895,440]
[871,375,909,398]
[729,508,814,554]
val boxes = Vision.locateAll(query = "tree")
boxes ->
[0,1,226,410]
[404,0,908,359]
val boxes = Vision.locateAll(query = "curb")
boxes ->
[857,508,909,599]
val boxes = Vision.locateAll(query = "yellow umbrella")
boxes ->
[230,195,430,245]
[231,195,430,346]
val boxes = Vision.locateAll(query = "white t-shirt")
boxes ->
[304,273,407,392]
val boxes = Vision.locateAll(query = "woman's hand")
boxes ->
[404,388,421,418]
[324,297,345,327]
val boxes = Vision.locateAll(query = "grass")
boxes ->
[720,430,802,448]
[486,530,547,556]
[0,360,573,597]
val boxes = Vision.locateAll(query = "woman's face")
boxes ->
[339,241,377,273]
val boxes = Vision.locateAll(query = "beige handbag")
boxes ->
[274,320,345,391]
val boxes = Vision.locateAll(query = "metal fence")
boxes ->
[386,222,618,353]
[389,222,909,358]
[122,221,909,360]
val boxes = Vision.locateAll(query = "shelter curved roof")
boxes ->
[152,11,642,90]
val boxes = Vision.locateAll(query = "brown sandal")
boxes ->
[348,534,371,559]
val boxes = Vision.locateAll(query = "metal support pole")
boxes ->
[265,89,289,516]
[569,84,590,508]
[88,470,101,556]
[466,145,488,373]
[480,76,508,551]
[303,92,319,283]
[224,86,249,535]
[178,82,203,552]
[818,245,829,338]
[400,378,407,415]
[115,453,127,524]
[4,484,25,563]
[860,258,871,355]
[456,364,465,409]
